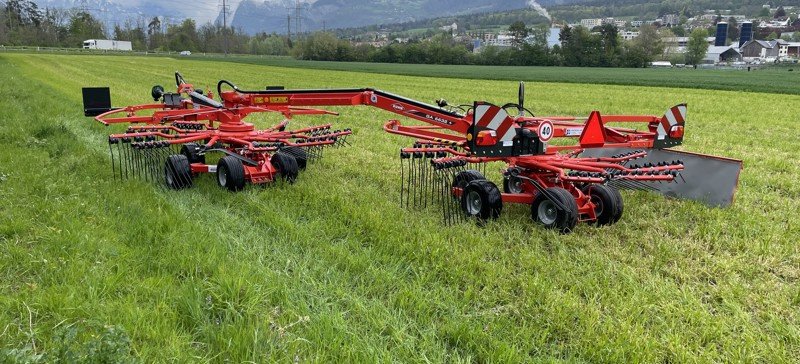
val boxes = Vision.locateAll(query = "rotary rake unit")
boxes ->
[82,72,351,191]
[208,80,741,233]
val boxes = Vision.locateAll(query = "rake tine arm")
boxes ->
[279,123,335,135]
[264,120,290,132]
[284,140,337,148]
[401,147,467,157]
[110,131,175,140]
[549,161,607,173]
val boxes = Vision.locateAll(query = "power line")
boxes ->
[78,0,102,14]
[219,0,230,55]
[285,1,311,38]
[295,0,301,37]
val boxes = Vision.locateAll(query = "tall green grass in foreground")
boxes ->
[0,54,798,362]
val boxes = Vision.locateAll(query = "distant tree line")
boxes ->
[0,0,290,55]
[0,0,104,47]
[335,8,551,41]
[296,23,669,68]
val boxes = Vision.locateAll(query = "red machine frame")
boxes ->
[208,80,689,231]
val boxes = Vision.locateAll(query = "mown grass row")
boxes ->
[0,54,798,362]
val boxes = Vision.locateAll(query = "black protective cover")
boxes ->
[82,87,112,116]
[580,148,743,207]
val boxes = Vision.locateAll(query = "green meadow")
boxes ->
[0,53,798,362]
[193,54,800,95]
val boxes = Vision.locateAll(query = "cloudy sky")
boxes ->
[153,0,244,24]
[34,0,244,24]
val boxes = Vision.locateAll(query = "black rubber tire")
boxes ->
[180,143,205,164]
[271,153,299,183]
[609,186,624,223]
[164,154,193,190]
[452,170,486,190]
[585,184,621,226]
[460,180,503,221]
[217,156,246,191]
[582,184,624,224]
[553,188,579,233]
[503,175,526,194]
[279,146,308,170]
[531,187,578,233]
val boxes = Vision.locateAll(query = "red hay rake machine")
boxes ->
[84,73,742,233]
[82,72,351,191]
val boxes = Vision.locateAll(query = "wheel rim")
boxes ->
[508,176,523,194]
[591,195,604,216]
[217,165,227,186]
[466,190,482,215]
[537,200,558,225]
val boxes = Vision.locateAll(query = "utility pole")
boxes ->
[287,14,291,39]
[219,0,230,55]
[78,0,105,15]
[77,0,107,37]
[5,0,13,33]
[295,0,301,38]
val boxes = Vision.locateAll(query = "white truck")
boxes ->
[82,39,133,51]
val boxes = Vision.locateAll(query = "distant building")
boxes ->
[740,39,786,59]
[786,42,800,57]
[663,14,680,26]
[704,45,742,63]
[631,20,644,27]
[490,34,514,47]
[621,31,640,41]
[663,37,689,52]
[779,39,789,57]
[715,22,729,46]
[759,18,790,29]
[580,18,602,29]
[473,33,514,51]
[739,22,754,47]
[440,22,458,33]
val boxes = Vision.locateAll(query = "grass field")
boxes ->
[190,54,800,95]
[0,53,798,362]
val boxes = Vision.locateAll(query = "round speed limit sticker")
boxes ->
[538,121,554,142]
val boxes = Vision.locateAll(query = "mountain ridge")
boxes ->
[32,0,575,34]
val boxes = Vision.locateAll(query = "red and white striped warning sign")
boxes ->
[474,104,516,145]
[656,104,686,140]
